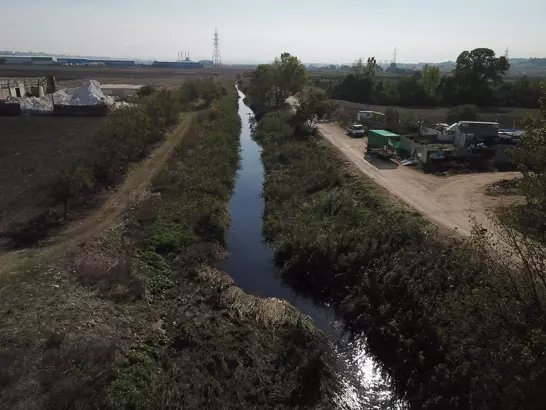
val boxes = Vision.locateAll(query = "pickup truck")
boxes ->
[347,124,365,137]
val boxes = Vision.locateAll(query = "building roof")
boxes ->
[100,84,143,90]
[369,129,400,137]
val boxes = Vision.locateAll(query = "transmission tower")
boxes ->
[504,46,509,59]
[212,29,222,69]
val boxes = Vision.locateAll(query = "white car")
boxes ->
[347,124,365,137]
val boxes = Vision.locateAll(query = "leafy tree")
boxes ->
[292,88,337,135]
[247,53,307,115]
[352,57,377,77]
[352,58,366,76]
[454,48,510,105]
[271,53,308,108]
[510,84,546,224]
[421,64,441,96]
[50,163,95,219]
[366,57,377,77]
[331,74,373,103]
[247,63,275,114]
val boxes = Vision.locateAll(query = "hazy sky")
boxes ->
[2,0,545,63]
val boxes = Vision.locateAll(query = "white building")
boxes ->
[100,84,143,99]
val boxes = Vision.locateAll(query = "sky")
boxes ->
[2,0,545,64]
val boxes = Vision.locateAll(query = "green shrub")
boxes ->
[446,104,478,123]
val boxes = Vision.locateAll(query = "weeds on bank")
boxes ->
[254,109,546,410]
[104,91,344,409]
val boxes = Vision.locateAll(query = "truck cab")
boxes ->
[347,123,365,137]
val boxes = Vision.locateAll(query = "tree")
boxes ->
[50,163,94,219]
[510,84,546,222]
[352,58,366,76]
[292,88,337,135]
[352,57,377,77]
[366,57,377,77]
[247,53,307,114]
[271,53,308,108]
[247,63,275,116]
[421,64,441,96]
[453,48,510,105]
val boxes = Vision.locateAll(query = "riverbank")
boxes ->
[0,84,345,409]
[253,109,546,410]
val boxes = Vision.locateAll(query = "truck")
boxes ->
[347,123,365,137]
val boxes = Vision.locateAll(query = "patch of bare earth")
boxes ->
[317,122,521,237]
[0,225,158,410]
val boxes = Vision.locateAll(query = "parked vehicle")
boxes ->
[347,123,365,137]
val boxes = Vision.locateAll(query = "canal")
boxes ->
[219,87,391,408]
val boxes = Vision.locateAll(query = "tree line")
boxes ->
[325,48,543,108]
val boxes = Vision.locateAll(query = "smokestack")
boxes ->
[178,52,180,61]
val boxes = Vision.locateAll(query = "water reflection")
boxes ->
[220,87,393,409]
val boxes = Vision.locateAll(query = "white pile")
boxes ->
[9,80,115,112]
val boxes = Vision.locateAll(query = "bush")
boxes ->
[446,104,478,123]
[137,85,156,97]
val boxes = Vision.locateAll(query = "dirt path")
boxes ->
[318,122,520,237]
[0,114,194,276]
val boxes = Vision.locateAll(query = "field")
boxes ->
[0,65,247,88]
[335,99,541,128]
[0,116,103,232]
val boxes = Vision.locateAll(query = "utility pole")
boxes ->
[212,28,222,71]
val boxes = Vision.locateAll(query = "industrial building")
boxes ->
[0,56,58,65]
[56,58,135,67]
[152,61,202,69]
[0,77,54,99]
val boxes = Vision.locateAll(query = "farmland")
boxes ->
[0,116,103,231]
[0,65,247,88]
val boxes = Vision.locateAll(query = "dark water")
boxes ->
[220,88,391,408]
[221,88,337,333]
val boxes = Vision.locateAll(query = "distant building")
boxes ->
[56,58,134,67]
[0,55,57,65]
[152,61,203,69]
[0,77,52,99]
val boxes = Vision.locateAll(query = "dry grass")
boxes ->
[0,231,159,410]
[195,266,319,335]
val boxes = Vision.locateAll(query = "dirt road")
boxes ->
[0,114,194,276]
[318,122,520,237]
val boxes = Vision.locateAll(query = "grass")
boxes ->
[253,109,546,410]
